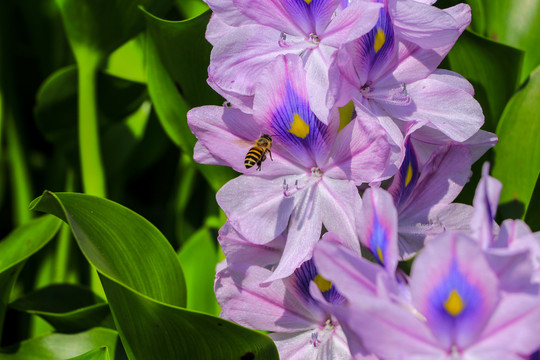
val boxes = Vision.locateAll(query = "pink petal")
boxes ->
[383,73,484,142]
[217,175,297,244]
[188,105,304,175]
[215,263,317,332]
[208,24,305,96]
[324,115,391,184]
[264,184,323,283]
[322,1,382,47]
[319,178,363,254]
[410,232,500,349]
[391,0,466,48]
[233,0,312,36]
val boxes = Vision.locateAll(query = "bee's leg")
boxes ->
[268,149,273,161]
[257,154,267,171]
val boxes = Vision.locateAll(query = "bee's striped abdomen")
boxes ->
[245,146,264,169]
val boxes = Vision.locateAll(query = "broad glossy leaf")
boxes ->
[178,228,220,315]
[482,0,540,81]
[30,191,278,359]
[446,30,524,132]
[29,192,187,306]
[143,8,221,107]
[66,347,110,360]
[9,284,112,333]
[0,328,124,360]
[100,276,277,359]
[145,28,236,192]
[493,65,540,219]
[0,216,61,338]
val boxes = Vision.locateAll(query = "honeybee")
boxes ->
[244,134,273,170]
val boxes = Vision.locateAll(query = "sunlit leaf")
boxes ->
[65,347,110,360]
[0,328,123,360]
[482,0,540,81]
[30,192,278,359]
[493,65,540,219]
[0,216,61,339]
[178,227,220,315]
[9,284,112,333]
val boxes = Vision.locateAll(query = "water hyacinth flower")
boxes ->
[334,0,484,145]
[314,232,540,359]
[215,243,352,359]
[205,0,383,119]
[386,138,474,257]
[188,54,392,282]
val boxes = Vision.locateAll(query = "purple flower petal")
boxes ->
[208,24,306,96]
[324,115,391,184]
[218,221,286,268]
[215,263,317,332]
[391,0,465,48]
[471,163,502,248]
[188,105,304,175]
[217,175,297,244]
[358,188,399,273]
[410,232,500,349]
[383,70,484,142]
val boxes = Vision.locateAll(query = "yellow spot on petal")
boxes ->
[314,274,332,292]
[304,0,312,3]
[376,247,385,264]
[374,27,385,53]
[289,113,310,139]
[405,164,413,187]
[444,289,465,316]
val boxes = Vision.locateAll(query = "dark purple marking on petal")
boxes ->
[270,79,330,166]
[390,136,419,208]
[294,259,346,305]
[354,2,395,84]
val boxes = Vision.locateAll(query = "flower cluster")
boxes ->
[187,0,540,358]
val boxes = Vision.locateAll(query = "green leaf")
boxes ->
[30,191,278,359]
[445,30,524,132]
[65,347,110,360]
[29,192,187,306]
[178,228,220,315]
[104,36,146,84]
[9,284,112,333]
[493,65,540,219]
[145,24,236,192]
[0,328,123,360]
[0,216,62,339]
[55,0,173,65]
[142,8,222,107]
[482,0,540,81]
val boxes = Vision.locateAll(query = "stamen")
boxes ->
[308,33,320,45]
